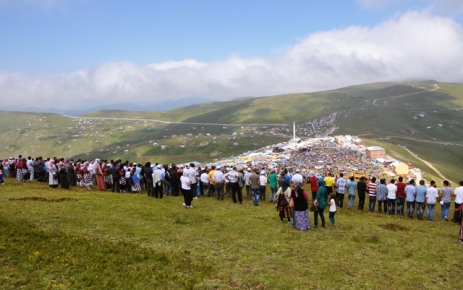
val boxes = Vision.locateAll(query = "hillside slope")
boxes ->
[1,82,462,182]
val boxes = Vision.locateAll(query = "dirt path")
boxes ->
[372,85,439,107]
[63,115,289,127]
[399,145,453,183]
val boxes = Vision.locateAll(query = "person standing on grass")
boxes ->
[243,168,252,199]
[396,176,406,216]
[268,169,278,202]
[208,166,217,197]
[368,177,377,213]
[346,176,357,209]
[26,156,34,182]
[225,167,241,204]
[48,160,58,189]
[180,171,193,209]
[259,170,268,201]
[309,173,319,202]
[291,182,310,231]
[335,173,347,208]
[453,181,463,209]
[314,179,328,229]
[0,165,5,185]
[143,162,153,196]
[187,163,198,199]
[324,172,335,195]
[276,189,292,223]
[415,180,427,220]
[213,167,225,201]
[328,192,337,226]
[94,159,106,191]
[357,177,367,210]
[152,165,163,198]
[59,162,69,190]
[237,168,245,203]
[376,179,388,214]
[200,169,210,197]
[248,168,260,206]
[386,179,397,215]
[426,180,438,221]
[405,179,416,219]
[439,180,452,221]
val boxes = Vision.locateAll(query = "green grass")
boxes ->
[1,179,462,289]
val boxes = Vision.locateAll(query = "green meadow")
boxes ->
[1,180,462,289]
[1,81,463,181]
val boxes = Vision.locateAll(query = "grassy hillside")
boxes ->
[1,181,462,289]
[1,82,462,174]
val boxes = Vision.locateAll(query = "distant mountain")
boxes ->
[2,97,214,116]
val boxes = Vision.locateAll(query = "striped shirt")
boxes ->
[368,182,377,197]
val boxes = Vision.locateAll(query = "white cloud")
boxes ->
[357,0,463,14]
[1,10,463,109]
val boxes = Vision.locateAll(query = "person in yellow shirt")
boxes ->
[208,166,217,197]
[324,172,335,195]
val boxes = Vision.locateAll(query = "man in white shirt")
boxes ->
[26,156,34,182]
[200,169,210,197]
[426,180,439,221]
[225,167,241,203]
[213,167,225,200]
[453,181,463,209]
[259,170,268,201]
[291,169,304,186]
[386,179,398,215]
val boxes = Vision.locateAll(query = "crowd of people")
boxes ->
[1,154,463,243]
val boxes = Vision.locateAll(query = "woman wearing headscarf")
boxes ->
[48,160,58,189]
[82,161,92,190]
[314,179,328,228]
[59,162,69,189]
[75,162,83,187]
[93,158,106,191]
[131,164,141,193]
[290,181,309,230]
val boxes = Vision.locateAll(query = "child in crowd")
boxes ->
[328,192,337,226]
[277,191,292,223]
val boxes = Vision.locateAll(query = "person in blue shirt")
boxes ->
[405,179,416,218]
[415,179,427,220]
[347,176,357,209]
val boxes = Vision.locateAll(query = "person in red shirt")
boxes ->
[309,174,319,202]
[396,176,406,216]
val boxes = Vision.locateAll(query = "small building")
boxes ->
[289,138,302,146]
[366,146,386,159]
[391,161,409,175]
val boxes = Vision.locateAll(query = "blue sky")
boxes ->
[1,0,463,109]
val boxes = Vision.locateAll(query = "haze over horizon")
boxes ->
[1,0,463,110]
